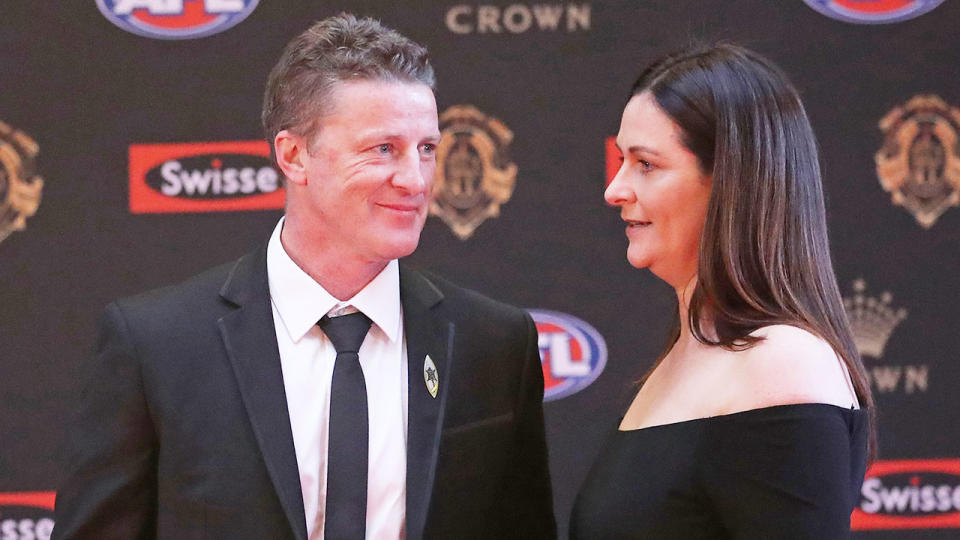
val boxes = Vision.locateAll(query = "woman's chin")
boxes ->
[625,254,652,271]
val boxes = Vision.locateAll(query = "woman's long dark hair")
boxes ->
[632,43,875,457]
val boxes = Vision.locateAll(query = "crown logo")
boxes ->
[843,279,908,359]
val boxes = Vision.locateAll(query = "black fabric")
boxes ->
[570,403,867,539]
[52,245,556,540]
[318,312,372,540]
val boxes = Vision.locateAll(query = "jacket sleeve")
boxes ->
[53,302,158,539]
[490,312,557,539]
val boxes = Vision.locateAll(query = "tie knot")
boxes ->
[318,312,372,354]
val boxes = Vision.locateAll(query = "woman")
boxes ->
[571,44,873,538]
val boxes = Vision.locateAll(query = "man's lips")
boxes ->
[378,202,423,213]
[625,219,652,227]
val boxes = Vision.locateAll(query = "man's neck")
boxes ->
[279,222,388,301]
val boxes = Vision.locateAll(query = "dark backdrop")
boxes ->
[2,1,958,538]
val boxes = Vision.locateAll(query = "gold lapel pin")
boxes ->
[423,355,439,398]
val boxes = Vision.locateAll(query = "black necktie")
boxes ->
[318,312,372,540]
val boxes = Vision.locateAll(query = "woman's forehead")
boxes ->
[618,94,686,153]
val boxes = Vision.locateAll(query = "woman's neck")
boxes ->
[675,273,698,343]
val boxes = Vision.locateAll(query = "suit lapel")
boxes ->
[400,266,451,540]
[217,247,308,540]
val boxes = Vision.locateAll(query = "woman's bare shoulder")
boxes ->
[720,324,859,411]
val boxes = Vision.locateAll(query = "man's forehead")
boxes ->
[320,80,438,128]
[327,78,436,104]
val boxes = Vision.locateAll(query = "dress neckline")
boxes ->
[617,402,863,434]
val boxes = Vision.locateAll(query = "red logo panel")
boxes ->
[604,136,620,187]
[852,459,960,530]
[0,492,55,510]
[129,141,284,214]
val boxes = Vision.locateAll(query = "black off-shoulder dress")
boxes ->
[570,403,867,539]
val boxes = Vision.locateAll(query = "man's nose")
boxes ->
[391,148,428,194]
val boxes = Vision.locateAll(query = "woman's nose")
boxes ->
[604,165,632,207]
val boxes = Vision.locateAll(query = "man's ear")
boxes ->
[274,130,309,186]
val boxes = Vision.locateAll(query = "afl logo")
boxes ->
[802,0,945,24]
[529,309,607,402]
[96,0,259,40]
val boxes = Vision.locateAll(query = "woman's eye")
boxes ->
[421,143,436,154]
[639,159,653,171]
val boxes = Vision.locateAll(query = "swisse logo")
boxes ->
[852,459,960,530]
[529,309,607,401]
[803,0,945,24]
[445,3,591,34]
[0,492,56,540]
[149,154,277,198]
[96,0,259,40]
[129,141,284,214]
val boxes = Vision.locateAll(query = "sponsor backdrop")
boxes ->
[1,1,958,537]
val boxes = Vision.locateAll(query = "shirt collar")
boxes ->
[266,217,402,344]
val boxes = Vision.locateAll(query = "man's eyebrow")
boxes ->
[357,131,442,142]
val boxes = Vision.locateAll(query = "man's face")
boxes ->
[293,79,440,265]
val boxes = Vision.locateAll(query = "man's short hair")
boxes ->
[261,13,436,148]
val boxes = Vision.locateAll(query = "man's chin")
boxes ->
[375,232,423,260]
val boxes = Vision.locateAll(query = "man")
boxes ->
[53,14,555,540]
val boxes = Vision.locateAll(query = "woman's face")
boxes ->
[605,92,712,287]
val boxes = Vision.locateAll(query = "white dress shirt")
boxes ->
[266,218,408,540]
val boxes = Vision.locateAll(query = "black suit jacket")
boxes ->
[53,246,555,539]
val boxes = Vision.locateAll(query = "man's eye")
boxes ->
[639,159,653,171]
[421,143,436,154]
[377,144,391,154]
